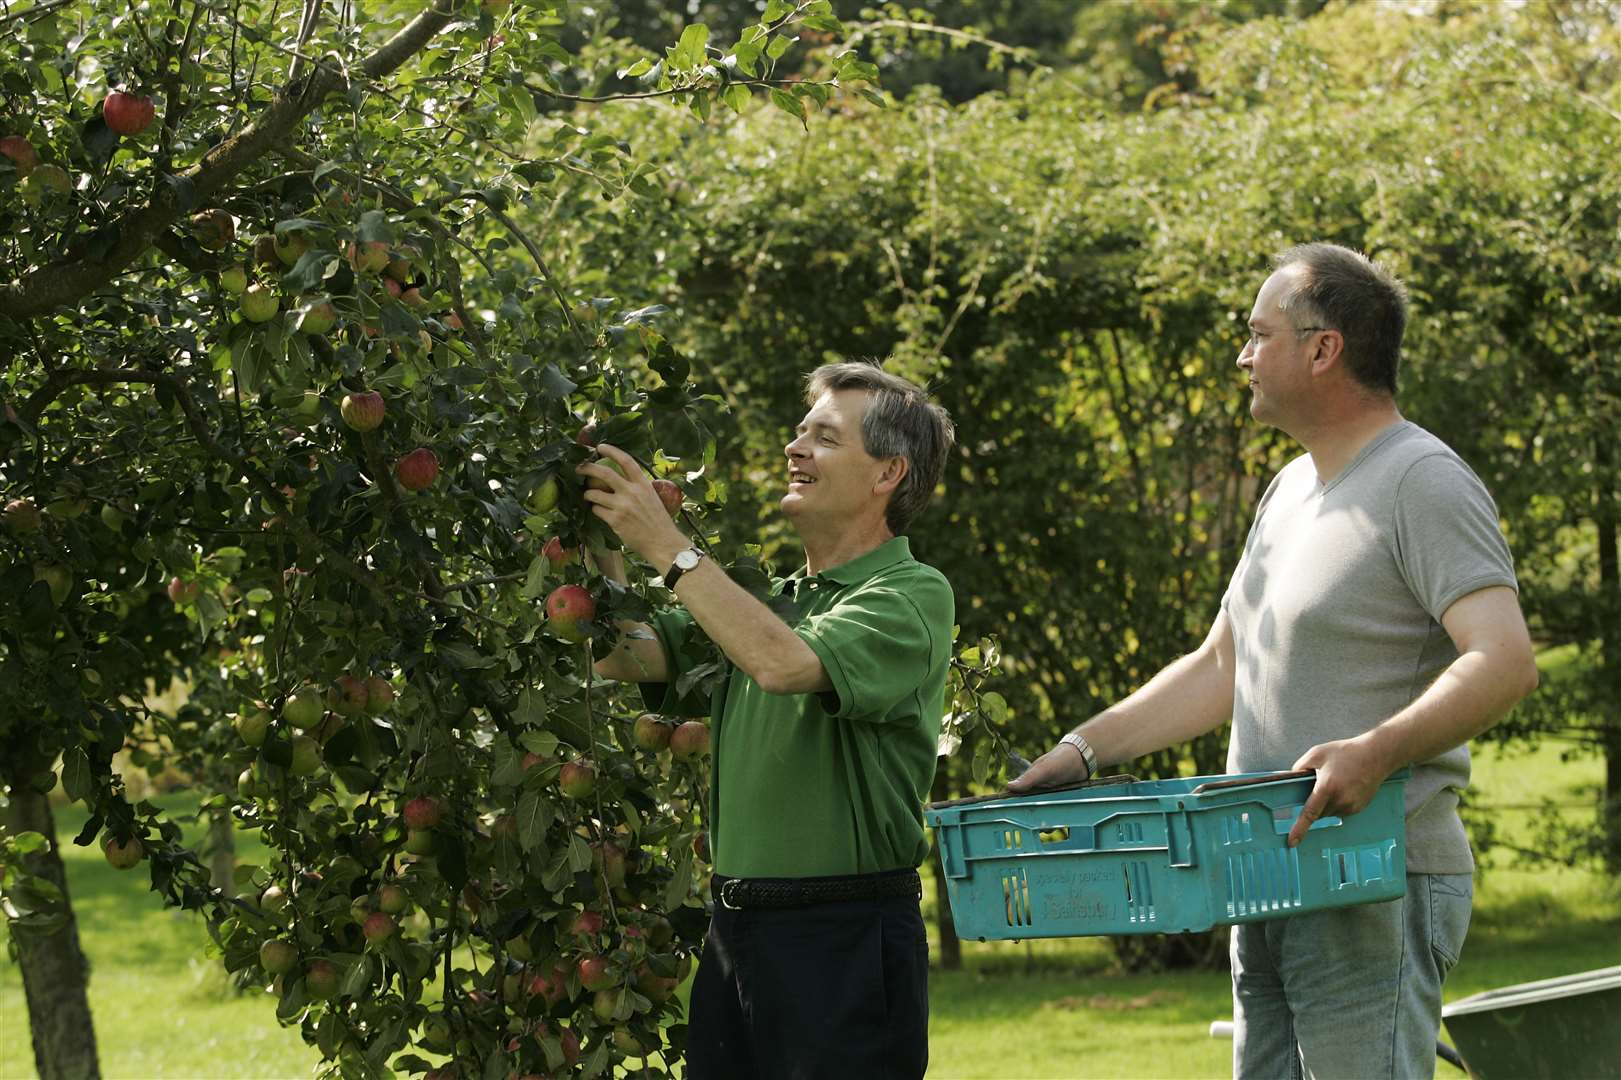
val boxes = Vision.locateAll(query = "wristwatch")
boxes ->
[663,546,705,589]
[1060,731,1097,780]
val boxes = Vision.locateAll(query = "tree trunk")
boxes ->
[207,806,236,892]
[928,768,962,970]
[1594,432,1620,869]
[6,785,102,1080]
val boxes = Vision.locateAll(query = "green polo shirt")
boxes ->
[642,537,954,879]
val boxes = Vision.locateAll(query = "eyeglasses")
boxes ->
[1243,325,1331,350]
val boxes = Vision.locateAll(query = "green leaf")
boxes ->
[670,23,710,71]
[436,642,495,669]
[769,88,806,126]
[663,848,693,910]
[356,210,394,245]
[516,789,551,851]
[567,833,593,873]
[617,59,653,79]
[766,33,795,61]
[514,689,549,728]
[517,729,557,757]
[10,831,48,855]
[62,749,93,803]
[522,554,550,600]
[491,740,526,787]
[722,83,751,114]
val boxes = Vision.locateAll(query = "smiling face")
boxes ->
[1238,266,1323,431]
[781,388,897,528]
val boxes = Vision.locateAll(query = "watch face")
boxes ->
[674,549,701,570]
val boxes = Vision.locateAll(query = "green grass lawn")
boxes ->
[4,741,1618,1079]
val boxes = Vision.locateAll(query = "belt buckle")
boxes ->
[719,878,745,911]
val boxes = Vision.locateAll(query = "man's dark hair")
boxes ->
[1274,243,1409,395]
[804,361,955,535]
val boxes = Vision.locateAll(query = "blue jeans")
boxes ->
[1230,873,1473,1080]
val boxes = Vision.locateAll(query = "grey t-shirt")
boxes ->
[1222,420,1518,873]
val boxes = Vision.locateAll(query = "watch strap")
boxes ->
[1060,731,1097,780]
[663,547,703,589]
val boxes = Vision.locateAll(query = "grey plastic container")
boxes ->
[1442,966,1621,1079]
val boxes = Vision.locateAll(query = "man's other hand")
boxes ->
[578,444,686,570]
[1286,735,1395,847]
[1005,742,1090,794]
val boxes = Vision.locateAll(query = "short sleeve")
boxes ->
[794,570,953,722]
[637,607,718,718]
[1392,454,1518,621]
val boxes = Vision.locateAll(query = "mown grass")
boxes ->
[3,740,1617,1079]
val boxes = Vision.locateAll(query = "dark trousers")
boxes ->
[685,876,930,1080]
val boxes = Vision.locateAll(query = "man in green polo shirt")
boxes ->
[580,361,955,1079]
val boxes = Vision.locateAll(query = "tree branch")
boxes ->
[0,2,454,319]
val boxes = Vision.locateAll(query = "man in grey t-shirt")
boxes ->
[1011,243,1538,1078]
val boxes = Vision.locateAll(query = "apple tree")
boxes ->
[0,1,880,1077]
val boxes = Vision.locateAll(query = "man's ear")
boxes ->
[1310,329,1346,375]
[874,455,908,496]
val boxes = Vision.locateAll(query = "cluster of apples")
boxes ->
[332,387,439,492]
[3,91,154,207]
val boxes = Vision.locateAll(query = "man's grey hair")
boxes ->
[1273,243,1409,395]
[804,361,955,535]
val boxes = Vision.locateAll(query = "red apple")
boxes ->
[444,311,465,331]
[558,761,596,799]
[240,283,279,323]
[544,584,596,642]
[593,842,627,887]
[103,835,144,869]
[633,963,678,1004]
[403,796,443,830]
[382,276,404,299]
[577,954,616,991]
[328,673,369,716]
[362,911,397,945]
[376,884,410,915]
[631,713,672,752]
[525,965,568,1006]
[305,959,339,1000]
[189,209,235,251]
[340,391,384,432]
[283,688,325,730]
[297,295,337,335]
[652,478,683,517]
[394,448,439,491]
[671,720,711,760]
[541,536,576,570]
[0,135,39,177]
[575,421,599,448]
[167,576,199,604]
[102,91,156,136]
[520,751,548,772]
[364,676,394,714]
[400,286,429,309]
[347,240,390,274]
[385,246,417,283]
[569,910,606,939]
[260,939,298,975]
[260,884,290,912]
[4,498,41,534]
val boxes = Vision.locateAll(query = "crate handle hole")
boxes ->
[1037,827,1070,844]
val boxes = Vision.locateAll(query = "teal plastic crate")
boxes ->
[925,768,1408,941]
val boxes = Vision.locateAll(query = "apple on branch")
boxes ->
[102,91,156,136]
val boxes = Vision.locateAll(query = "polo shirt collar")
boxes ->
[787,536,912,593]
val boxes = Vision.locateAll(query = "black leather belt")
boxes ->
[715,869,922,911]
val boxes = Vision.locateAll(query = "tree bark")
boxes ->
[6,786,102,1080]
[1594,431,1620,869]
[929,768,962,970]
[207,807,235,892]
